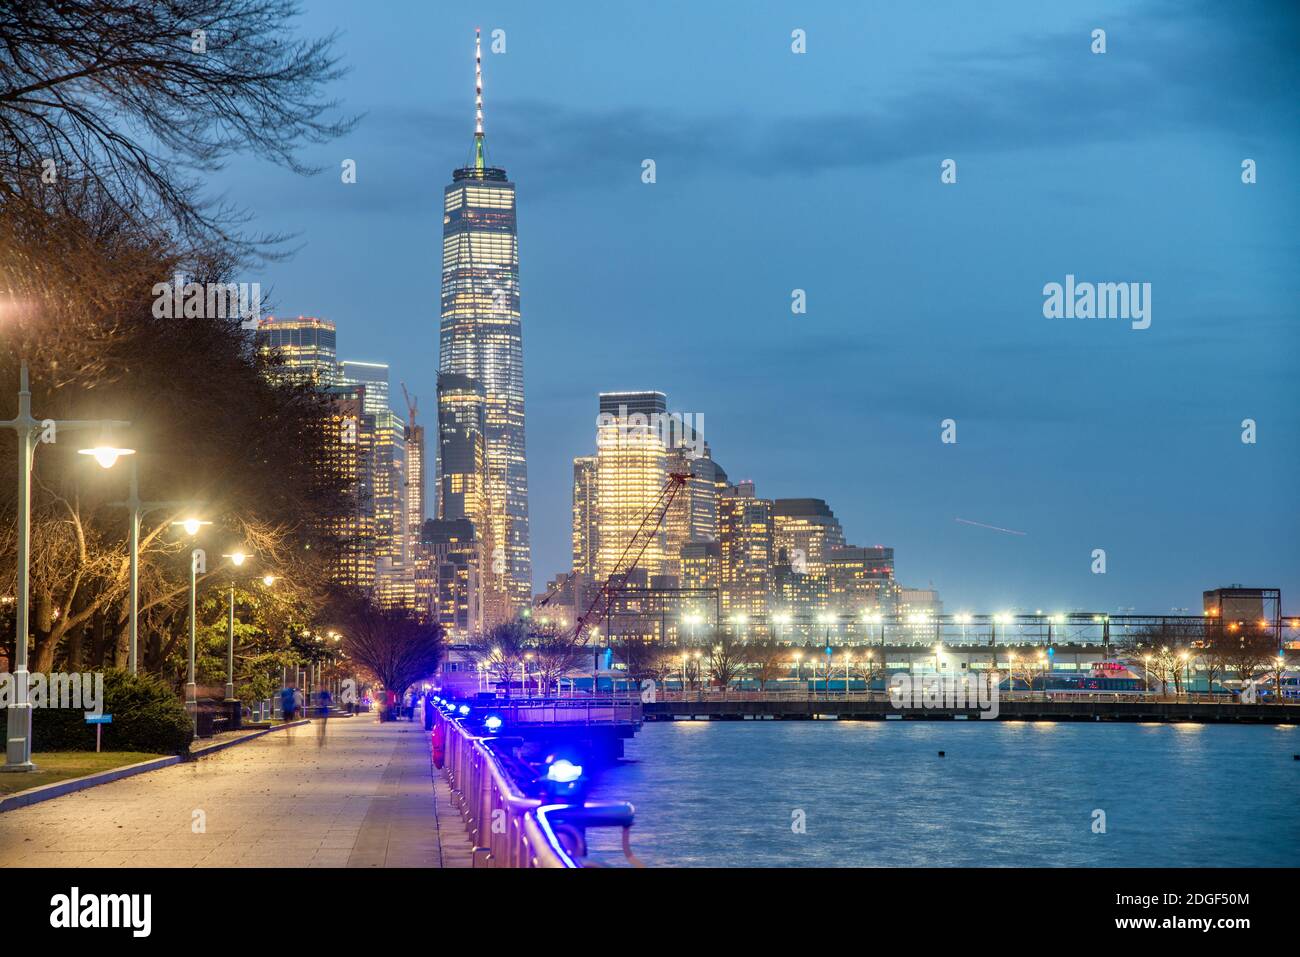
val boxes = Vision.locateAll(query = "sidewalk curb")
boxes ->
[187,719,312,760]
[0,720,313,813]
[0,755,181,813]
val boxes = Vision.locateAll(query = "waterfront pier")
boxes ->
[644,693,1299,724]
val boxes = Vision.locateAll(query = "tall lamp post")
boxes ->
[82,449,199,675]
[172,518,211,724]
[219,550,256,702]
[2,362,130,773]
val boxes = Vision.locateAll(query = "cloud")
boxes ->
[359,0,1297,199]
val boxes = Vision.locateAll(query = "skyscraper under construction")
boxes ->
[438,28,531,619]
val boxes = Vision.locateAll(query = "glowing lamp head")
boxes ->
[262,574,277,586]
[545,759,583,784]
[173,517,209,537]
[228,551,247,566]
[79,446,135,470]
[458,704,470,716]
[483,715,503,732]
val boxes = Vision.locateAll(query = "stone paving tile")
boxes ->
[0,717,474,868]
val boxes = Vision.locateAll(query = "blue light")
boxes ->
[545,759,583,784]
[484,715,503,732]
[458,704,471,716]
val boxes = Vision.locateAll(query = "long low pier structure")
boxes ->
[644,695,1299,724]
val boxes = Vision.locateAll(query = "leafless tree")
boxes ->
[336,596,442,702]
[0,0,356,255]
[467,621,527,697]
[526,627,588,697]
[1220,626,1277,695]
[747,639,786,690]
[708,632,746,693]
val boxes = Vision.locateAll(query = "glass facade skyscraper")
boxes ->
[255,316,337,385]
[438,29,531,615]
[337,360,391,416]
[595,391,669,582]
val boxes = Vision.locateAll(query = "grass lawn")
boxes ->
[0,751,164,795]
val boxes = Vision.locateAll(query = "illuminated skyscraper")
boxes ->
[664,443,719,578]
[827,546,901,615]
[436,374,487,529]
[436,372,504,627]
[255,316,337,385]
[571,455,598,577]
[439,29,531,613]
[337,360,391,416]
[372,408,407,565]
[405,418,424,541]
[594,391,668,581]
[321,385,375,588]
[773,499,845,580]
[718,480,774,630]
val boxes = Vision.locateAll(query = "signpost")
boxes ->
[85,713,113,753]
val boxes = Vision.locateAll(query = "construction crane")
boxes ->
[569,471,690,647]
[400,382,418,427]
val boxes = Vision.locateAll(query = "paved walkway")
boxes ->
[0,716,472,868]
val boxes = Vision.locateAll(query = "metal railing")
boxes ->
[437,710,641,868]
[650,689,1300,706]
[486,695,643,726]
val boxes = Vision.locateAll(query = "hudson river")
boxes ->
[583,721,1299,867]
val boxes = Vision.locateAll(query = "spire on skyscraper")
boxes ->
[473,27,486,170]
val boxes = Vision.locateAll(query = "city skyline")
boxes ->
[211,1,1299,611]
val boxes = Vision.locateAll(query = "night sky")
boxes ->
[210,0,1299,612]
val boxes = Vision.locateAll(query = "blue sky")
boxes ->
[212,0,1299,612]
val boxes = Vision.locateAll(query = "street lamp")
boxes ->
[89,450,199,676]
[3,362,129,773]
[773,611,791,644]
[172,518,211,722]
[864,611,884,650]
[220,550,258,703]
[684,612,702,646]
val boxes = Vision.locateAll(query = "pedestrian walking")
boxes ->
[281,685,297,722]
[316,687,332,746]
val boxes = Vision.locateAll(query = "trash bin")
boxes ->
[225,698,242,731]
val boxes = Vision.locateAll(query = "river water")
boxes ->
[582,720,1299,867]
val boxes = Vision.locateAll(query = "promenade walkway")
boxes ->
[0,715,472,868]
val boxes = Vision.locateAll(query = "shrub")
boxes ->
[0,669,192,756]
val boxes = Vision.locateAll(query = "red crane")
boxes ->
[546,471,690,647]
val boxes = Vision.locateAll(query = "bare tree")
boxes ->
[0,0,356,254]
[335,596,442,704]
[527,627,588,697]
[682,648,704,691]
[1010,651,1048,692]
[708,633,747,693]
[1196,632,1231,695]
[468,621,527,697]
[1221,627,1277,695]
[747,639,786,691]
